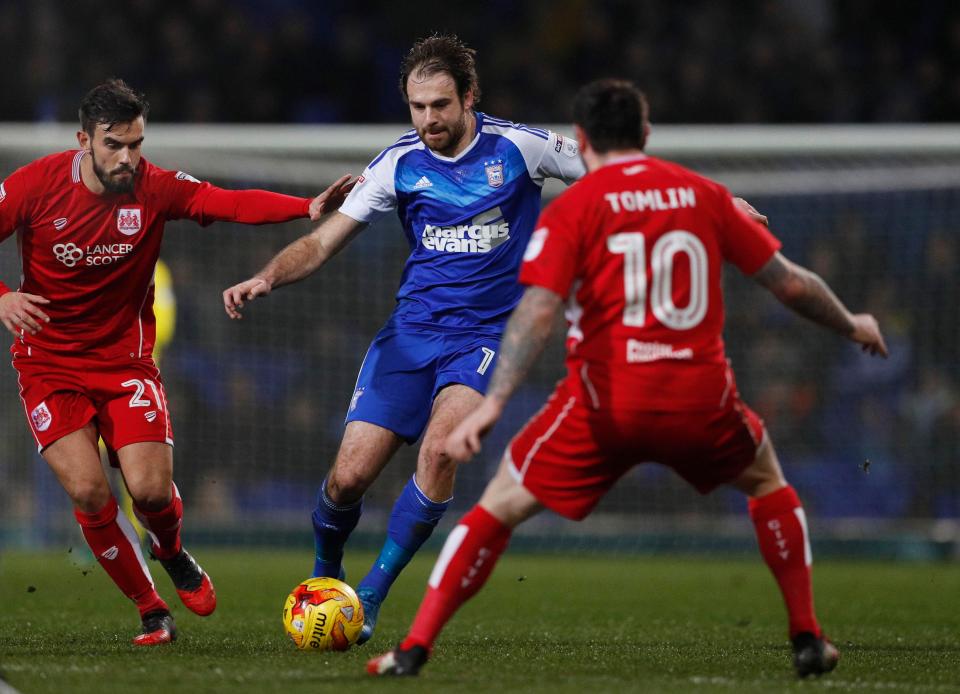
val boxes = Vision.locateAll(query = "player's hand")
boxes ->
[849,313,889,358]
[733,197,769,227]
[308,174,357,221]
[0,291,51,337]
[223,278,271,320]
[445,398,504,463]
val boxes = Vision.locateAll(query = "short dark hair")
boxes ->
[572,79,649,154]
[399,34,481,105]
[79,79,149,135]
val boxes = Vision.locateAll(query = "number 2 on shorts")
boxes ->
[121,378,163,410]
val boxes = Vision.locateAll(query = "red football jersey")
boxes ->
[519,154,781,411]
[0,150,309,359]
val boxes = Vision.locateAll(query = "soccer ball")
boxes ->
[282,577,365,651]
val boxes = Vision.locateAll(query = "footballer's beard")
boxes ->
[92,155,136,194]
[421,113,468,156]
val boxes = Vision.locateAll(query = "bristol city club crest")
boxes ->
[484,160,504,188]
[117,207,142,236]
[31,401,52,432]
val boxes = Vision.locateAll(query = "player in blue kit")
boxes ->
[222,35,585,644]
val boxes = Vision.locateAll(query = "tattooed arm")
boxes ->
[446,286,563,462]
[487,286,564,405]
[753,252,888,357]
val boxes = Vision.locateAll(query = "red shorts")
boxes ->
[11,344,174,457]
[507,378,764,520]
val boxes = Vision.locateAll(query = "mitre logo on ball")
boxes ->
[117,207,142,236]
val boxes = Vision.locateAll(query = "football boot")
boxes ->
[158,549,217,616]
[792,632,840,678]
[355,587,382,645]
[132,609,177,646]
[366,643,429,676]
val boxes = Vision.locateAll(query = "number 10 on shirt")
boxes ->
[607,230,709,331]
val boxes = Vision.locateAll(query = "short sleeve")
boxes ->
[718,188,782,275]
[536,132,586,186]
[339,167,397,224]
[0,167,29,242]
[518,194,581,298]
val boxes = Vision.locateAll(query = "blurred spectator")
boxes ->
[2,2,960,524]
[1,0,959,123]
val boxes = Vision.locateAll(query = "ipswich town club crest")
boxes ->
[117,207,142,236]
[484,160,504,188]
[31,401,52,432]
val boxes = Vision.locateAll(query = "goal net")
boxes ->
[1,123,958,559]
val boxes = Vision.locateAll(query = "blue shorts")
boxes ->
[345,322,500,443]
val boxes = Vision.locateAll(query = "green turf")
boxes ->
[1,549,958,693]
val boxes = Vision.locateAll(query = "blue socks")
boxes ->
[312,474,450,596]
[311,480,362,578]
[358,475,450,600]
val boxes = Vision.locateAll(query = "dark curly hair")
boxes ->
[573,78,649,153]
[79,78,149,135]
[399,34,481,105]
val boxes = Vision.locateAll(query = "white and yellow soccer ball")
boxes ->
[282,577,365,651]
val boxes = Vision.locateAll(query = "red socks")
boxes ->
[749,485,821,638]
[398,489,817,650]
[134,483,184,560]
[74,497,167,617]
[402,505,511,651]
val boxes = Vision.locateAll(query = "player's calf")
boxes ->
[133,482,184,560]
[74,497,170,617]
[355,475,451,644]
[311,479,363,578]
[748,485,821,636]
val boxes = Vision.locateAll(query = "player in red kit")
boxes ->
[0,79,353,645]
[367,79,888,678]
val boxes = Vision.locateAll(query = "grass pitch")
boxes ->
[1,549,958,693]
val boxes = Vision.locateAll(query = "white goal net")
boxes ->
[2,123,958,558]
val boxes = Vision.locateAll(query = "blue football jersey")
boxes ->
[339,112,585,331]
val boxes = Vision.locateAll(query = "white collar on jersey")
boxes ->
[600,153,648,169]
[71,150,86,183]
[423,112,482,163]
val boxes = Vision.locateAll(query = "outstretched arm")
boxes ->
[445,286,563,462]
[223,211,365,319]
[752,252,888,357]
[198,175,356,225]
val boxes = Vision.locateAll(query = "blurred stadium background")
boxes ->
[1,0,959,560]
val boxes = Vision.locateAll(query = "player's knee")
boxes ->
[325,470,370,505]
[71,482,112,514]
[132,487,174,512]
[733,461,787,498]
[124,473,173,510]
